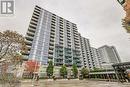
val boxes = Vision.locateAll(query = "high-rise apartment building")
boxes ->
[79,36,94,70]
[24,5,121,71]
[25,5,82,67]
[98,45,121,64]
[91,47,101,69]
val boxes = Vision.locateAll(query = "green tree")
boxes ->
[72,64,78,78]
[60,65,67,78]
[81,67,89,78]
[46,61,54,78]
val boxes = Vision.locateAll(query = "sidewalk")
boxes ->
[21,79,79,83]
[20,79,130,87]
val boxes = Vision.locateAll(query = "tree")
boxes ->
[25,60,39,78]
[0,30,27,86]
[46,61,54,78]
[117,0,130,33]
[122,19,130,33]
[0,30,27,60]
[81,67,89,78]
[72,64,78,78]
[60,65,67,78]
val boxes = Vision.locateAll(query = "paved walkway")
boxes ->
[21,79,130,87]
[1,79,130,87]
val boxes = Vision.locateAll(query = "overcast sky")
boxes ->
[0,0,130,62]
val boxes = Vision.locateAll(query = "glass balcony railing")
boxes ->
[73,60,81,64]
[26,36,34,40]
[55,61,63,64]
[65,63,72,66]
[65,54,72,57]
[25,39,32,44]
[55,57,63,59]
[48,54,53,59]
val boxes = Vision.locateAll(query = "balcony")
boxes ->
[67,40,71,43]
[75,59,81,63]
[74,34,79,38]
[26,36,33,41]
[48,54,53,59]
[65,57,72,61]
[59,27,63,29]
[59,43,63,46]
[33,13,40,18]
[29,23,37,28]
[32,14,39,19]
[73,59,81,63]
[30,19,38,24]
[75,42,80,46]
[31,17,38,22]
[28,28,36,33]
[65,63,72,66]
[26,45,31,48]
[35,6,41,10]
[51,29,55,33]
[75,46,80,50]
[25,40,32,46]
[65,54,72,57]
[48,49,53,54]
[50,32,55,36]
[59,32,63,36]
[49,42,54,46]
[73,56,79,59]
[58,53,63,56]
[59,35,63,39]
[58,48,63,51]
[59,29,63,32]
[34,10,40,14]
[51,23,55,26]
[49,46,54,50]
[74,37,79,41]
[50,38,54,42]
[74,40,79,44]
[59,24,63,27]
[59,40,63,43]
[32,16,39,21]
[50,35,55,39]
[27,31,35,37]
[55,57,63,59]
[35,7,41,12]
[59,38,63,42]
[30,21,37,26]
[49,45,54,49]
[55,61,63,65]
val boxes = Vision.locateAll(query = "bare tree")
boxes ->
[0,30,27,86]
[0,30,27,60]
